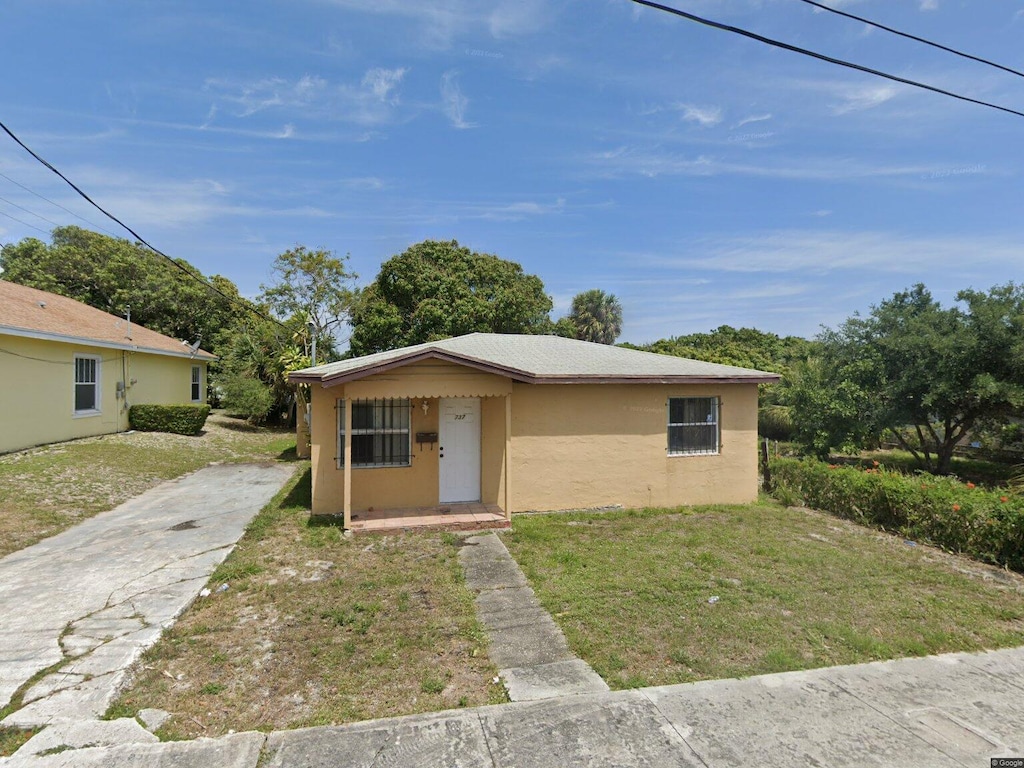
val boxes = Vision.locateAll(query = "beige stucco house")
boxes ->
[289,333,778,529]
[0,280,216,454]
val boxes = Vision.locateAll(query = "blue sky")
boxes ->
[1,0,1021,344]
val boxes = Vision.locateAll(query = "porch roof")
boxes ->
[289,333,780,387]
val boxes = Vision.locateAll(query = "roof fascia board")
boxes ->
[0,324,216,361]
[310,349,533,387]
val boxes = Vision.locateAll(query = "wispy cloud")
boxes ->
[733,113,772,129]
[440,70,476,129]
[830,83,901,115]
[584,145,934,182]
[361,67,408,103]
[205,74,327,117]
[676,103,723,127]
[919,0,938,10]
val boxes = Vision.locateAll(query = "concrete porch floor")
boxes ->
[348,502,509,534]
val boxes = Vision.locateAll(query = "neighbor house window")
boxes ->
[191,365,202,402]
[337,398,411,468]
[74,354,101,415]
[668,397,718,455]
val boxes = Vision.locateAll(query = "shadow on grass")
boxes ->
[281,467,312,510]
[276,445,301,462]
[307,514,345,530]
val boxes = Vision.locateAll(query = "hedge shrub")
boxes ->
[769,457,1024,572]
[129,404,211,436]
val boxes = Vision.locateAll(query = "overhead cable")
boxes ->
[627,0,1024,120]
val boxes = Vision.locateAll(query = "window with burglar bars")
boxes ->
[667,397,719,456]
[337,398,412,468]
[74,355,100,414]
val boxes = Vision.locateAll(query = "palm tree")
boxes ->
[568,289,623,344]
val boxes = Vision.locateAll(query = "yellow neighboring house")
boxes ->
[289,333,779,530]
[0,280,216,454]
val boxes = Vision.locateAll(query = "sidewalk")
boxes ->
[5,644,1023,766]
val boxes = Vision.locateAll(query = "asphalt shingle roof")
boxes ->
[290,333,778,385]
[0,280,216,360]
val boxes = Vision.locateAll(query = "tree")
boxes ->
[260,245,357,362]
[786,284,1024,474]
[0,226,244,356]
[349,239,554,355]
[566,289,623,344]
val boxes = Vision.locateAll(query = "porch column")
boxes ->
[343,396,352,529]
[504,392,512,520]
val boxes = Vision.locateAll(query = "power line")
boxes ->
[0,120,289,332]
[0,192,62,229]
[628,0,1024,120]
[796,0,1024,81]
[0,170,119,237]
[0,208,49,235]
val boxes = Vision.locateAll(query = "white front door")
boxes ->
[439,398,481,503]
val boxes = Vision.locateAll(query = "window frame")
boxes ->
[667,396,720,456]
[336,398,412,469]
[191,365,202,402]
[73,354,102,417]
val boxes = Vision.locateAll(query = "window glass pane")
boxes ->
[75,383,95,411]
[668,397,718,454]
[339,399,411,467]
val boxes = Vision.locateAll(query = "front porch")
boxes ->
[348,502,509,534]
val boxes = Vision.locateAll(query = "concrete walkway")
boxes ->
[458,532,609,701]
[0,462,295,728]
[5,645,1023,766]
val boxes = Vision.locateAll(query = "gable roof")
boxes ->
[0,280,216,360]
[289,333,780,386]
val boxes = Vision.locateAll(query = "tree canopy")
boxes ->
[0,226,245,354]
[348,239,554,355]
[567,289,623,344]
[786,283,1024,473]
[626,325,814,373]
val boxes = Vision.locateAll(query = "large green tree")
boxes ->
[0,226,244,355]
[349,239,554,355]
[260,245,357,362]
[787,284,1024,474]
[567,289,623,344]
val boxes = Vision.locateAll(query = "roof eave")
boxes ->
[0,324,217,361]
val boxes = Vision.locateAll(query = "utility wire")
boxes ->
[628,0,1024,120]
[0,208,49,235]
[0,120,289,332]
[0,170,119,237]
[796,0,1024,81]
[0,192,62,229]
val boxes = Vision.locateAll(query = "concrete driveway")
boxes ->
[0,462,295,728]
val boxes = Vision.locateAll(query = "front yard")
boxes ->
[0,411,294,557]
[109,468,506,740]
[504,500,1024,689]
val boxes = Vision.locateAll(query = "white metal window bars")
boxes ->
[668,397,719,455]
[337,398,412,467]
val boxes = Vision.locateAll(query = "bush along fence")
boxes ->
[129,404,211,436]
[768,457,1024,573]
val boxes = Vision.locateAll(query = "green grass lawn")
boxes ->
[504,500,1024,690]
[0,411,295,557]
[109,468,506,740]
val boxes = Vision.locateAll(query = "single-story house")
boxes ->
[0,280,216,454]
[289,333,779,529]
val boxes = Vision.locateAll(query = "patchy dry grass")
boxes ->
[110,468,506,739]
[505,500,1024,690]
[0,412,294,558]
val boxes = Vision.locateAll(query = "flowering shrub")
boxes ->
[768,458,1024,572]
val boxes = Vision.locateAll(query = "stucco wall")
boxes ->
[307,367,760,517]
[0,334,207,454]
[510,382,759,510]
[308,365,510,516]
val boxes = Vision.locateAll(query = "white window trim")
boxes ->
[191,365,202,403]
[336,398,413,469]
[73,353,102,418]
[667,396,720,457]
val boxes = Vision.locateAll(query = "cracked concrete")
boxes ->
[0,462,295,729]
[458,533,609,702]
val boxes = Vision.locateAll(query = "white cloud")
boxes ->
[830,83,900,115]
[361,67,408,103]
[919,0,938,10]
[440,70,476,129]
[205,74,327,117]
[733,113,772,129]
[676,103,723,127]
